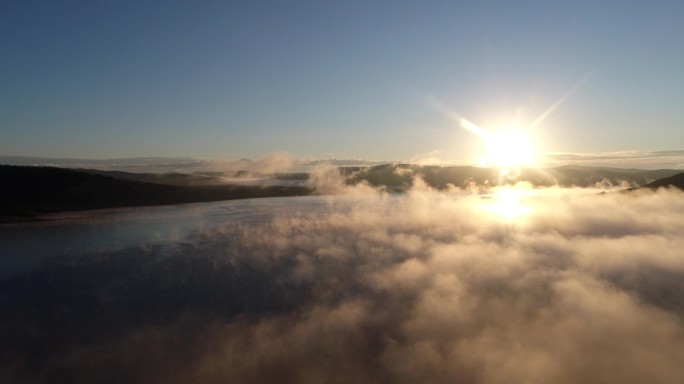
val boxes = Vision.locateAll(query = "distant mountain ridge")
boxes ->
[343,164,680,190]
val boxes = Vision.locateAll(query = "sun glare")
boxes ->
[484,186,531,221]
[455,118,540,221]
[481,129,536,172]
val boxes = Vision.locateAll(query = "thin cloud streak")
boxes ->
[542,150,684,169]
[530,72,594,129]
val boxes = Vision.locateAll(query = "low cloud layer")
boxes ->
[2,184,684,383]
[544,150,684,169]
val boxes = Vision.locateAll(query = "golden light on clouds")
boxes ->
[481,185,532,221]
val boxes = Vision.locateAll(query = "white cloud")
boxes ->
[186,186,684,383]
[7,184,684,383]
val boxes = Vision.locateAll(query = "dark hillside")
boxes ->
[644,173,684,190]
[79,169,224,185]
[0,166,311,222]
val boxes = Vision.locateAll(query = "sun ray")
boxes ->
[459,117,489,138]
[530,72,594,128]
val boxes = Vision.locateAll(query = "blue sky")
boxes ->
[2,1,683,162]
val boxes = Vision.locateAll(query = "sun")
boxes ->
[456,118,538,220]
[457,117,539,177]
[480,129,536,173]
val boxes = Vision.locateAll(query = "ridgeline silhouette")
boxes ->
[0,165,311,222]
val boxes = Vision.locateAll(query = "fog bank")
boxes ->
[2,185,684,383]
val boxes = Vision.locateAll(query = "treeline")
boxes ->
[0,166,311,222]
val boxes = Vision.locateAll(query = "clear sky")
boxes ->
[2,0,683,162]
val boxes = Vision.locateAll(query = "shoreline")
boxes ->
[1,185,313,225]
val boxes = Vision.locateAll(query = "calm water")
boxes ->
[0,195,401,278]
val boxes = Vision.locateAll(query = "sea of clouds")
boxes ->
[3,171,684,383]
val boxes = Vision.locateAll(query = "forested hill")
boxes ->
[644,173,684,190]
[0,165,310,222]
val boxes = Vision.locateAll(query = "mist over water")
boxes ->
[0,197,333,277]
[2,184,684,383]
